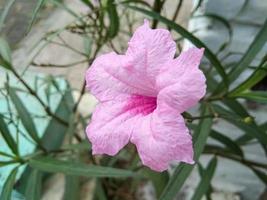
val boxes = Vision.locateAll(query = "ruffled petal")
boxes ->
[156,47,206,113]
[131,104,194,172]
[126,20,176,85]
[86,52,157,102]
[86,95,157,156]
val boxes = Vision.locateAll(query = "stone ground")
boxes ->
[1,0,267,199]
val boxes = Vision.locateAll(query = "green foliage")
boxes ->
[29,157,136,178]
[0,167,18,200]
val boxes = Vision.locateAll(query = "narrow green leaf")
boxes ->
[0,160,19,167]
[159,106,213,200]
[0,38,12,70]
[126,5,228,88]
[210,130,243,157]
[107,0,120,38]
[8,87,41,145]
[228,18,267,82]
[0,167,18,200]
[26,0,45,34]
[0,114,18,155]
[212,103,267,153]
[63,176,80,200]
[81,0,94,9]
[229,63,267,96]
[232,91,267,103]
[197,163,212,200]
[94,179,107,200]
[191,157,217,200]
[214,18,267,94]
[25,169,42,200]
[29,157,135,178]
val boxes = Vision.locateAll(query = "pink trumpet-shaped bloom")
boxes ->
[85,20,206,172]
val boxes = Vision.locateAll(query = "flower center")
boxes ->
[123,95,157,116]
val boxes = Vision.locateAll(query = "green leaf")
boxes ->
[210,130,244,157]
[0,114,18,155]
[29,157,135,178]
[228,18,267,82]
[81,0,94,9]
[0,38,12,70]
[191,157,217,200]
[231,91,267,103]
[212,103,267,153]
[94,179,107,200]
[26,0,45,34]
[0,160,19,167]
[159,106,213,200]
[228,63,267,96]
[107,0,120,38]
[8,87,42,146]
[0,167,18,200]
[141,168,169,197]
[25,169,42,200]
[214,18,267,93]
[63,176,80,200]
[126,5,228,88]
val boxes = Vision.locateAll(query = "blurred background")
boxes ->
[0,0,266,200]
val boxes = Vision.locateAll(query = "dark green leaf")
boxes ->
[228,63,267,96]
[191,157,217,200]
[94,179,107,200]
[159,106,213,200]
[126,5,228,88]
[29,157,135,178]
[0,160,19,167]
[210,130,243,157]
[0,38,12,70]
[80,0,94,9]
[0,167,18,200]
[25,169,42,200]
[141,168,169,197]
[0,114,18,155]
[229,18,267,82]
[232,91,267,103]
[212,103,267,153]
[107,0,120,38]
[214,18,267,94]
[63,176,80,200]
[8,87,41,145]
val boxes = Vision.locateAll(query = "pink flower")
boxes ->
[85,20,206,172]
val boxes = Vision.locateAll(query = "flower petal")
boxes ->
[86,52,157,102]
[131,104,194,172]
[156,47,206,113]
[86,95,157,156]
[126,20,176,85]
